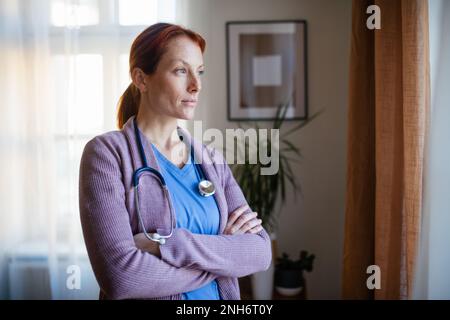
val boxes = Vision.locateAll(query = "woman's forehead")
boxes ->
[163,37,203,63]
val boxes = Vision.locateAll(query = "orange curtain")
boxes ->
[342,0,430,299]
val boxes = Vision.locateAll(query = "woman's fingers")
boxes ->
[134,233,149,251]
[234,217,262,235]
[133,233,161,257]
[224,205,249,234]
[247,224,263,234]
[223,205,264,235]
[228,212,258,234]
[231,211,257,233]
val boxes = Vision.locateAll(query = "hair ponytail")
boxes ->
[117,83,141,129]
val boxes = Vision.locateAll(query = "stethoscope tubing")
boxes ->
[132,117,214,245]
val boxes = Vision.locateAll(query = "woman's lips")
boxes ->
[181,100,197,107]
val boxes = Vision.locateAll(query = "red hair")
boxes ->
[116,23,206,129]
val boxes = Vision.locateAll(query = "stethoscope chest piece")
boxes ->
[151,233,166,245]
[198,179,215,197]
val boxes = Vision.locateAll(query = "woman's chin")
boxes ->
[178,108,196,120]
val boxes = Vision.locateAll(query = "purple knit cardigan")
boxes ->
[78,116,272,300]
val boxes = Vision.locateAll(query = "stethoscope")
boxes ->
[132,117,215,245]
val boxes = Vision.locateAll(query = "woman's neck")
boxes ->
[135,107,180,151]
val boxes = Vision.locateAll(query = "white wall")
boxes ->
[185,0,352,299]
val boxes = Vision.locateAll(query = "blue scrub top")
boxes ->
[151,143,221,300]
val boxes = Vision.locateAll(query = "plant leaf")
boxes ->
[281,139,302,158]
[281,109,324,138]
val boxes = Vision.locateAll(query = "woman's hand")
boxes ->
[223,205,263,235]
[133,233,161,258]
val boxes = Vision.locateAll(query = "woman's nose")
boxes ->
[188,74,201,93]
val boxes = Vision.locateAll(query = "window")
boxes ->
[51,0,100,27]
[47,0,177,240]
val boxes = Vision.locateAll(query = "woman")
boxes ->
[79,23,272,300]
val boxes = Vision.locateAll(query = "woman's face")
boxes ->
[141,36,204,120]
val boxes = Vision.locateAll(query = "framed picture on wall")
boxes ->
[226,20,308,121]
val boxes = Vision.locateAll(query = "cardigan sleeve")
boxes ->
[159,148,273,278]
[79,137,218,299]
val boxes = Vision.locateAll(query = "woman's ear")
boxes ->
[131,67,148,93]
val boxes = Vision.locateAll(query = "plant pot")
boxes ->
[250,259,274,299]
[250,232,277,299]
[274,269,304,296]
[275,286,303,296]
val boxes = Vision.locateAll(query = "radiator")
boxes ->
[7,242,99,300]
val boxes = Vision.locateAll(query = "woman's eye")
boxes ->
[175,68,204,76]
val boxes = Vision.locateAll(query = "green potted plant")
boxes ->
[230,102,322,299]
[274,250,315,296]
[231,104,322,234]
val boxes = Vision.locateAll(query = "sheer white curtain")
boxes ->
[0,0,184,299]
[413,0,450,300]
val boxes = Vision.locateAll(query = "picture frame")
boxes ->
[226,20,308,121]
